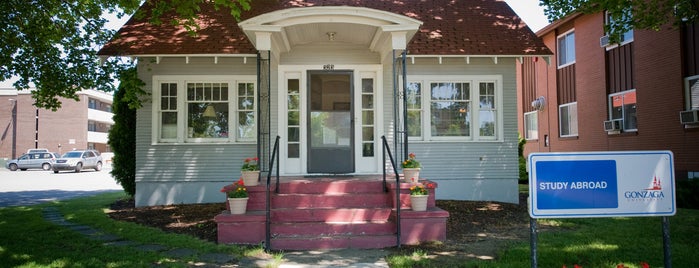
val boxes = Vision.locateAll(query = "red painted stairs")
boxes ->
[215,176,449,250]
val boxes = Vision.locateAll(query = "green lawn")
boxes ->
[388,209,699,268]
[2,192,697,267]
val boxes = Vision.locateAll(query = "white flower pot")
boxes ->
[403,168,421,183]
[228,197,249,215]
[410,195,428,211]
[241,170,260,186]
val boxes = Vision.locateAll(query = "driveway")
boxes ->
[0,164,123,207]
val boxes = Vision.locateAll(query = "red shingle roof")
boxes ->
[98,0,551,56]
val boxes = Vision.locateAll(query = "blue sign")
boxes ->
[529,151,676,218]
[536,160,618,210]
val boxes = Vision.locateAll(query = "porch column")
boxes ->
[390,31,409,161]
[257,50,271,173]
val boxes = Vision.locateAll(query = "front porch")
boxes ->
[215,176,449,250]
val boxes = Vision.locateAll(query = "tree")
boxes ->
[108,67,144,196]
[0,0,249,110]
[540,0,699,42]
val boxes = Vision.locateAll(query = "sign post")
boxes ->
[528,151,676,267]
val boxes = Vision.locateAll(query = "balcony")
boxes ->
[87,108,114,124]
[87,131,109,144]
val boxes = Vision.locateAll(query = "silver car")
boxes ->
[5,152,60,171]
[52,150,103,173]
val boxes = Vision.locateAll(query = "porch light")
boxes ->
[203,104,216,117]
[327,32,336,41]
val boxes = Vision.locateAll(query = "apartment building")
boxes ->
[0,88,114,160]
[517,11,699,180]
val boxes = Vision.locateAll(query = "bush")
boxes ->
[676,179,699,209]
[518,134,528,184]
[108,67,145,196]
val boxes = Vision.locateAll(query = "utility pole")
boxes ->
[35,108,39,149]
[10,99,17,159]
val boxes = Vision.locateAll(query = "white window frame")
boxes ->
[685,75,699,110]
[524,111,538,140]
[604,10,634,50]
[608,89,637,132]
[151,75,257,144]
[559,102,578,137]
[404,75,503,142]
[557,29,576,68]
[405,81,423,140]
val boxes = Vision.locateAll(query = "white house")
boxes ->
[99,0,551,207]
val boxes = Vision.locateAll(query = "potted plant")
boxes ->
[220,178,249,214]
[401,152,421,183]
[240,157,260,186]
[409,182,434,211]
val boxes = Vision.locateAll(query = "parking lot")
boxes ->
[0,164,123,207]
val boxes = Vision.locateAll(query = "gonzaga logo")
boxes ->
[624,176,665,201]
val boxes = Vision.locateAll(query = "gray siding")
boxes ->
[381,57,519,203]
[134,57,260,206]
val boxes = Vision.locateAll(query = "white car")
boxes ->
[52,150,103,173]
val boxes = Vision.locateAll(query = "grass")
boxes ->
[2,191,697,267]
[0,192,264,267]
[386,209,699,268]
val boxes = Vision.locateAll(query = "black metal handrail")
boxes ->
[265,135,280,251]
[381,135,401,247]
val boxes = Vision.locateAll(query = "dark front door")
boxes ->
[307,71,354,173]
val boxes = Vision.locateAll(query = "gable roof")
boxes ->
[98,0,551,56]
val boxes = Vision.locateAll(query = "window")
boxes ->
[431,82,470,137]
[361,78,375,157]
[524,111,538,140]
[287,78,300,158]
[605,10,634,47]
[154,76,256,143]
[88,99,97,109]
[609,90,637,131]
[88,121,96,132]
[559,102,578,137]
[406,82,422,138]
[557,30,575,68]
[686,75,699,110]
[404,75,501,141]
[187,82,229,140]
[479,82,496,138]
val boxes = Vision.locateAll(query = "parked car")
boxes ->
[5,152,61,171]
[52,150,103,173]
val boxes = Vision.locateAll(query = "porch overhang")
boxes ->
[238,6,422,57]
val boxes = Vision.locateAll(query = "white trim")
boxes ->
[524,111,538,140]
[558,102,578,137]
[277,64,383,175]
[556,29,576,69]
[685,75,699,110]
[405,75,504,142]
[608,89,637,132]
[151,75,257,145]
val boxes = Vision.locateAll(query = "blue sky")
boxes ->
[1,1,549,88]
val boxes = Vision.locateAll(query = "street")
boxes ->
[0,164,123,207]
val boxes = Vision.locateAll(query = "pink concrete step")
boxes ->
[271,221,396,237]
[277,179,386,194]
[271,193,391,208]
[270,234,398,250]
[271,208,393,222]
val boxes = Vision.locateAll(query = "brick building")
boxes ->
[517,12,699,180]
[0,88,113,161]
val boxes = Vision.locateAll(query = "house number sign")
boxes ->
[323,64,334,70]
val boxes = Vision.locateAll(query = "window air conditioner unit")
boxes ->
[680,110,699,124]
[604,119,623,132]
[600,35,611,47]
